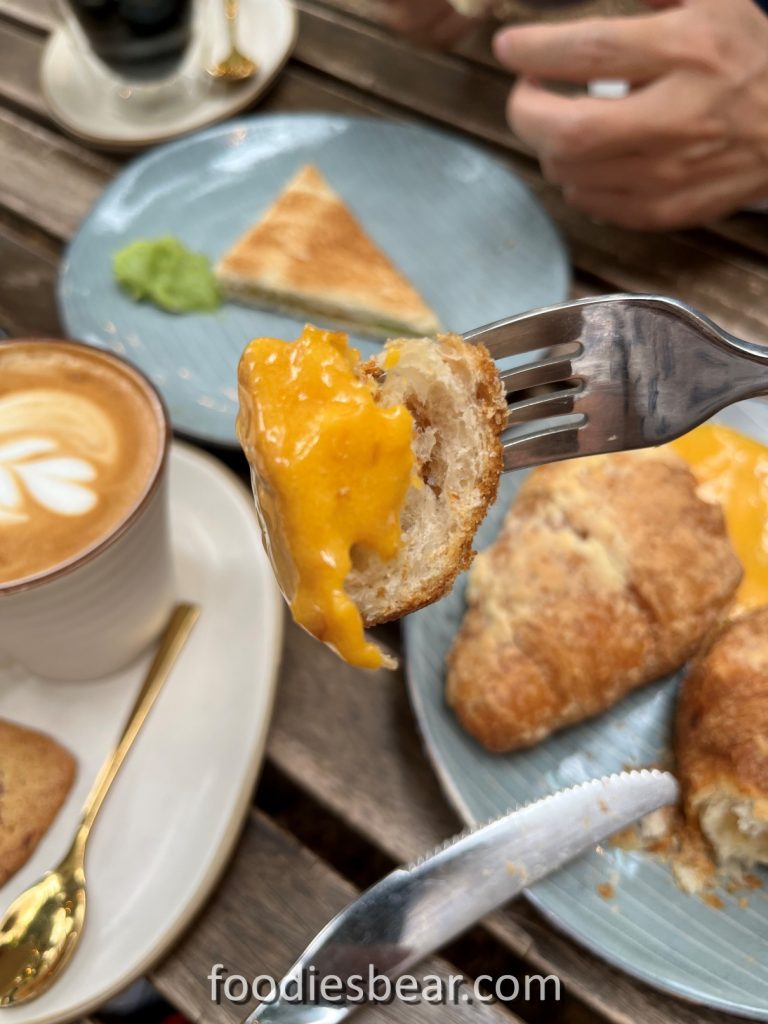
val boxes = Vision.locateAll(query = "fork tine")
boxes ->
[506,383,582,426]
[502,420,585,472]
[501,353,577,395]
[463,305,583,359]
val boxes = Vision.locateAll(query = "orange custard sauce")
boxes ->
[237,326,414,669]
[671,423,768,612]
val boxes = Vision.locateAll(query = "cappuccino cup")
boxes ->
[0,338,174,680]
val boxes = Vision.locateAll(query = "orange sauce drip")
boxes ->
[670,423,768,612]
[238,326,414,669]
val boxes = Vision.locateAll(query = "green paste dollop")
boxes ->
[113,236,221,313]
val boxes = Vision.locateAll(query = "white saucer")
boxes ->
[0,441,283,1024]
[41,0,297,151]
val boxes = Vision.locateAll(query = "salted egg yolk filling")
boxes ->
[671,423,768,612]
[238,325,414,669]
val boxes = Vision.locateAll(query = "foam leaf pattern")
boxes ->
[0,437,99,519]
[0,387,115,522]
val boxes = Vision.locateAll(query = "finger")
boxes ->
[508,74,721,162]
[493,11,690,83]
[564,167,768,231]
[542,144,746,195]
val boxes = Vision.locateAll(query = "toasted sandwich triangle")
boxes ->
[216,164,441,339]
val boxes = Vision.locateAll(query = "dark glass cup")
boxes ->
[61,0,195,85]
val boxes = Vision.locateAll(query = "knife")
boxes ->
[246,770,678,1024]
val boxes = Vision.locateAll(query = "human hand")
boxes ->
[385,0,478,47]
[494,0,768,230]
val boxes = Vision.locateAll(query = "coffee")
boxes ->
[64,0,194,84]
[0,340,165,588]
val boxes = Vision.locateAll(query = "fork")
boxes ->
[464,294,768,473]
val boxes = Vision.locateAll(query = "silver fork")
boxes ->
[464,294,768,473]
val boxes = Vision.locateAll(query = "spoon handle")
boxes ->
[73,603,201,848]
[225,0,239,49]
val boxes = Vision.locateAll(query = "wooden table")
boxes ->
[0,3,766,1023]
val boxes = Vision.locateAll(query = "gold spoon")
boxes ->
[207,0,258,82]
[0,602,201,1007]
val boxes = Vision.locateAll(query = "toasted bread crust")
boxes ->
[351,334,506,626]
[446,450,743,753]
[676,608,768,831]
[0,720,76,886]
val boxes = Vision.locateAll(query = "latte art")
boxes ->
[0,389,119,522]
[0,341,165,587]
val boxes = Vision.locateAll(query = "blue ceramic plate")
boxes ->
[405,399,768,1020]
[59,114,569,446]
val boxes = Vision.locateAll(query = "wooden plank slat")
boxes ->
[152,809,526,1024]
[288,0,502,71]
[294,0,515,148]
[0,230,61,336]
[0,0,54,33]
[265,620,742,1024]
[0,19,48,117]
[0,106,115,239]
[699,216,768,261]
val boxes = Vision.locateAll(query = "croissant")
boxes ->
[446,449,742,752]
[676,607,768,869]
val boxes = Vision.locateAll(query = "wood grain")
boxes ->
[0,230,60,336]
[0,0,53,33]
[0,107,115,239]
[0,19,47,117]
[151,809,525,1024]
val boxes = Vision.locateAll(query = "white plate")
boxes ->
[41,0,297,151]
[0,441,283,1024]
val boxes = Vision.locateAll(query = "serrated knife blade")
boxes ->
[247,769,678,1024]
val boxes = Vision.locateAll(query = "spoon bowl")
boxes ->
[208,47,258,81]
[0,848,85,1006]
[207,0,258,82]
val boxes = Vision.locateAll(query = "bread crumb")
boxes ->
[609,787,768,901]
[701,893,725,911]
[597,882,615,901]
